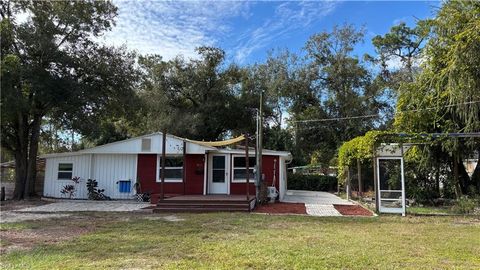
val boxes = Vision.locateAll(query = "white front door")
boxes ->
[208,154,229,194]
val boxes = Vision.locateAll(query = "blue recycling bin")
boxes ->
[118,180,131,193]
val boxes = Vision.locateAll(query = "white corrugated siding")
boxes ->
[43,155,90,199]
[43,154,137,199]
[92,154,137,199]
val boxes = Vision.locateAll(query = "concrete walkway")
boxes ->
[282,190,353,217]
[17,200,150,213]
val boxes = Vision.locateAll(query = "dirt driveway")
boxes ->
[0,200,182,254]
[1,200,150,223]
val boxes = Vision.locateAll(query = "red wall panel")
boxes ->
[137,154,204,195]
[230,155,280,195]
[184,154,205,195]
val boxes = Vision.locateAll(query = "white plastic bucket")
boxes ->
[267,186,278,203]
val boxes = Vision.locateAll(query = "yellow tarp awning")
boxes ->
[188,135,246,147]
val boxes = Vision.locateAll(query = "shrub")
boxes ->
[86,179,110,200]
[59,176,81,199]
[287,173,338,192]
[451,196,478,214]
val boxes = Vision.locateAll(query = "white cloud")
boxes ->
[100,1,338,63]
[232,1,339,63]
[386,56,404,70]
[385,55,423,70]
[393,16,408,25]
[101,0,251,60]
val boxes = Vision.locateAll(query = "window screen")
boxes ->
[233,156,256,181]
[58,163,73,180]
[158,156,184,181]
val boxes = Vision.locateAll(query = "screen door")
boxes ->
[377,157,405,215]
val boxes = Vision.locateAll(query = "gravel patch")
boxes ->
[1,212,71,223]
[16,201,150,212]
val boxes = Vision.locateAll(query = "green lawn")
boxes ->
[1,213,479,269]
[407,206,454,215]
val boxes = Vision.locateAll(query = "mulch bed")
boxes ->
[333,204,373,216]
[254,202,307,214]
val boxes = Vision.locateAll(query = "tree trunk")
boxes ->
[12,113,29,200]
[453,153,462,199]
[13,150,27,200]
[472,161,480,193]
[12,112,43,200]
[25,114,42,197]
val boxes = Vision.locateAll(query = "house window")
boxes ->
[232,156,256,182]
[57,163,73,180]
[157,156,184,182]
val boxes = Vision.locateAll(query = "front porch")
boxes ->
[153,195,256,213]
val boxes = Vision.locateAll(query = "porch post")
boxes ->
[357,158,362,198]
[160,130,166,200]
[245,134,250,201]
[183,141,186,195]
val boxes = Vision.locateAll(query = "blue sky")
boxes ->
[102,1,439,65]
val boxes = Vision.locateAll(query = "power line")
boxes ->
[294,114,378,123]
[292,100,480,124]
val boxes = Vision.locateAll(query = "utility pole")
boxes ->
[256,90,263,201]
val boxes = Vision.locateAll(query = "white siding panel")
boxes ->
[43,154,137,200]
[279,157,287,201]
[93,154,137,199]
[43,155,90,199]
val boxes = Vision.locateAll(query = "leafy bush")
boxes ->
[287,173,338,192]
[60,185,75,198]
[60,176,81,199]
[86,179,110,200]
[451,196,478,214]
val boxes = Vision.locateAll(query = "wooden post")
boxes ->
[357,159,362,198]
[347,166,351,200]
[245,134,250,201]
[183,141,186,195]
[160,131,166,200]
[453,151,462,199]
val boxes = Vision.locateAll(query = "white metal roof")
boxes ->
[40,132,292,159]
[40,132,215,158]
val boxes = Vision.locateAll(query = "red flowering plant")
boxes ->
[60,176,81,199]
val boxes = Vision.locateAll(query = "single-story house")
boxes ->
[41,132,292,204]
